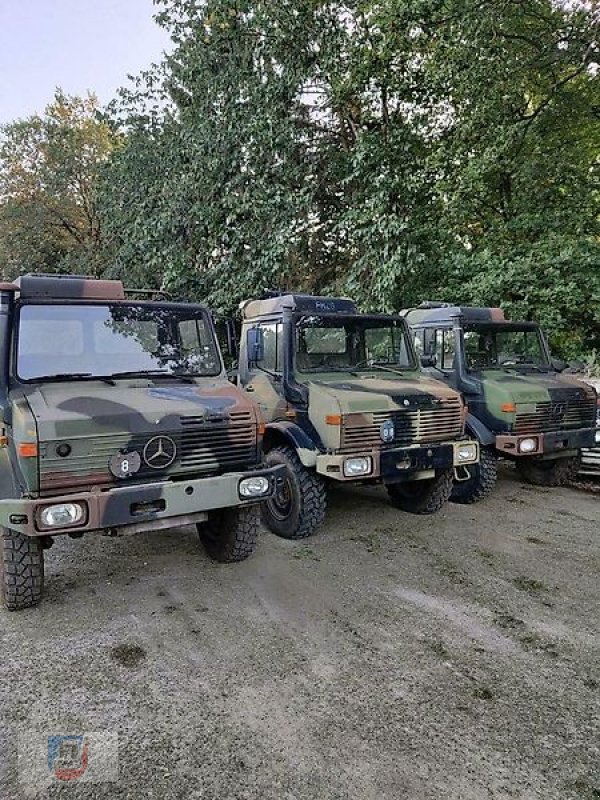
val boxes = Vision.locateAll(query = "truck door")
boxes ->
[240,321,286,423]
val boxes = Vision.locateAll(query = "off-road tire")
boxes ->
[1,526,44,611]
[261,446,327,539]
[198,505,259,563]
[516,453,582,487]
[387,468,454,515]
[451,447,498,504]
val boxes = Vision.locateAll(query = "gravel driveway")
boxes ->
[1,467,598,800]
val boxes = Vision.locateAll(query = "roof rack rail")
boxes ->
[418,301,453,309]
[124,288,172,301]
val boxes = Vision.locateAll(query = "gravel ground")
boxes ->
[0,466,598,800]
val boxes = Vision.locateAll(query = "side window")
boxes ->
[257,323,283,372]
[435,329,455,370]
[413,328,425,357]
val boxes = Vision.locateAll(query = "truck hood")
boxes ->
[479,369,594,405]
[24,379,257,442]
[307,373,460,414]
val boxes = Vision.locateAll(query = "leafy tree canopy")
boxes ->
[0,90,118,278]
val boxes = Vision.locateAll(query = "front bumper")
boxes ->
[315,440,479,484]
[0,466,285,536]
[495,427,597,458]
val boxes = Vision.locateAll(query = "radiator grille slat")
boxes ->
[515,397,596,434]
[340,399,463,452]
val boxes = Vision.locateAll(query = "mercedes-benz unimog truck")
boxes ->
[403,303,598,502]
[0,274,284,609]
[237,294,479,538]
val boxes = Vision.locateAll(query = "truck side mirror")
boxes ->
[551,357,568,372]
[247,327,264,364]
[421,354,437,368]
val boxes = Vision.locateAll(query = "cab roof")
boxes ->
[240,294,357,319]
[401,303,506,326]
[14,274,125,301]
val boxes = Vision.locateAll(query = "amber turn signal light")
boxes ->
[325,414,342,425]
[501,403,516,413]
[18,442,38,457]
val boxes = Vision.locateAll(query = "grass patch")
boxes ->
[495,613,526,630]
[110,644,146,668]
[427,639,449,659]
[350,531,380,553]
[292,547,321,562]
[565,778,600,799]
[512,576,548,594]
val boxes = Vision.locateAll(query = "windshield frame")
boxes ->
[12,298,224,384]
[291,311,419,376]
[461,321,552,373]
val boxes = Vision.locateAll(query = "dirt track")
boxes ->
[1,466,598,800]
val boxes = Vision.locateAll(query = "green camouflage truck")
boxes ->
[0,274,284,610]
[237,294,479,538]
[402,303,599,502]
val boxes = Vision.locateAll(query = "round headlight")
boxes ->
[518,438,537,454]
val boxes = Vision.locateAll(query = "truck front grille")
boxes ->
[340,398,463,453]
[178,411,256,471]
[514,394,596,435]
[39,410,257,492]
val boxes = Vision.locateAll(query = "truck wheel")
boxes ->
[261,446,327,539]
[387,468,453,515]
[451,447,498,504]
[516,453,581,487]
[1,527,44,611]
[198,505,259,563]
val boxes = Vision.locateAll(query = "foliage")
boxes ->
[1,3,598,360]
[0,90,118,278]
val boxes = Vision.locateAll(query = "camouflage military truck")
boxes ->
[402,303,599,502]
[237,294,479,538]
[0,274,285,610]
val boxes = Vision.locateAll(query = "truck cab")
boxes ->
[238,293,479,538]
[402,303,599,501]
[0,274,284,609]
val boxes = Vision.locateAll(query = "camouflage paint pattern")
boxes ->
[0,275,285,534]
[238,294,479,483]
[403,305,598,457]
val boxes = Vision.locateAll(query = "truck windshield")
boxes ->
[295,314,416,373]
[16,303,221,381]
[463,324,550,371]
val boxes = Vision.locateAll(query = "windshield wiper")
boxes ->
[498,361,548,373]
[352,362,408,375]
[109,370,196,383]
[35,372,115,385]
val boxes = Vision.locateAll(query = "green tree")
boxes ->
[0,90,118,278]
[98,0,599,354]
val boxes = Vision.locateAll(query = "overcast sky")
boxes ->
[0,0,171,123]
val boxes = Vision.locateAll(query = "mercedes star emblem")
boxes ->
[143,435,177,469]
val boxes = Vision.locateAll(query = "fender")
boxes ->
[465,413,495,447]
[264,420,321,468]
